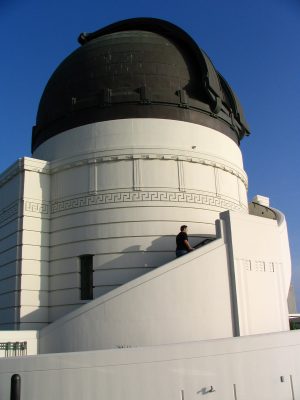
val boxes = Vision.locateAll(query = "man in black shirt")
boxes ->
[176,225,195,257]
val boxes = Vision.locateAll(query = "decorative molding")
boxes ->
[177,161,185,192]
[237,175,243,206]
[0,154,247,189]
[0,201,19,225]
[0,158,49,188]
[237,258,279,273]
[239,258,252,271]
[49,153,248,189]
[0,199,50,226]
[88,161,97,193]
[214,168,220,197]
[24,201,50,215]
[133,159,142,190]
[51,190,244,215]
[24,166,49,174]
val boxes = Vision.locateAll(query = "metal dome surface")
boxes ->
[32,18,250,152]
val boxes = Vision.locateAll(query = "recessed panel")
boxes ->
[52,166,89,201]
[141,160,178,188]
[97,161,133,191]
[184,163,216,193]
[218,170,239,201]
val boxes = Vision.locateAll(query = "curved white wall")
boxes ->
[34,119,245,166]
[33,119,249,321]
[272,208,292,297]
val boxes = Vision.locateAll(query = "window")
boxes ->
[79,255,93,300]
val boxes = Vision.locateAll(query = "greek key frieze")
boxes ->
[51,191,243,214]
[24,201,50,215]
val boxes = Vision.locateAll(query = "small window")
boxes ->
[80,255,93,300]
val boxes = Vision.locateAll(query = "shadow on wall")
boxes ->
[197,386,216,395]
[93,238,176,296]
[92,234,209,295]
[20,234,208,328]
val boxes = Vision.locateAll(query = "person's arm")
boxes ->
[184,239,194,251]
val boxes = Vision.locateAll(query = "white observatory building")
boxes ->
[0,17,299,400]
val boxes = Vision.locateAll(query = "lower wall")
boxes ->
[0,330,300,400]
[39,234,233,353]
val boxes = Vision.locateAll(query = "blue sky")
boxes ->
[1,0,300,306]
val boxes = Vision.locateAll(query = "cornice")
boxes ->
[0,157,50,188]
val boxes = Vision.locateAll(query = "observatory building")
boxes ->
[0,18,299,400]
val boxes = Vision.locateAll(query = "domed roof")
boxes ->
[32,18,250,152]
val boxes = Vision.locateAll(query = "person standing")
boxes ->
[176,225,195,257]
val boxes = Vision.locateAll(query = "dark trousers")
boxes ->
[176,249,188,258]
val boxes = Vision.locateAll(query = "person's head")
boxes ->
[180,225,188,232]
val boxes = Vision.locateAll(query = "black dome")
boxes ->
[32,18,250,152]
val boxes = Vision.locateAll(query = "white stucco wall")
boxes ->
[2,120,290,333]
[222,211,290,336]
[0,160,23,329]
[19,158,50,329]
[34,119,249,321]
[0,330,300,400]
[0,118,250,326]
[40,231,233,353]
[0,158,50,330]
[0,115,250,327]
[38,210,290,354]
[33,119,246,169]
[272,208,292,297]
